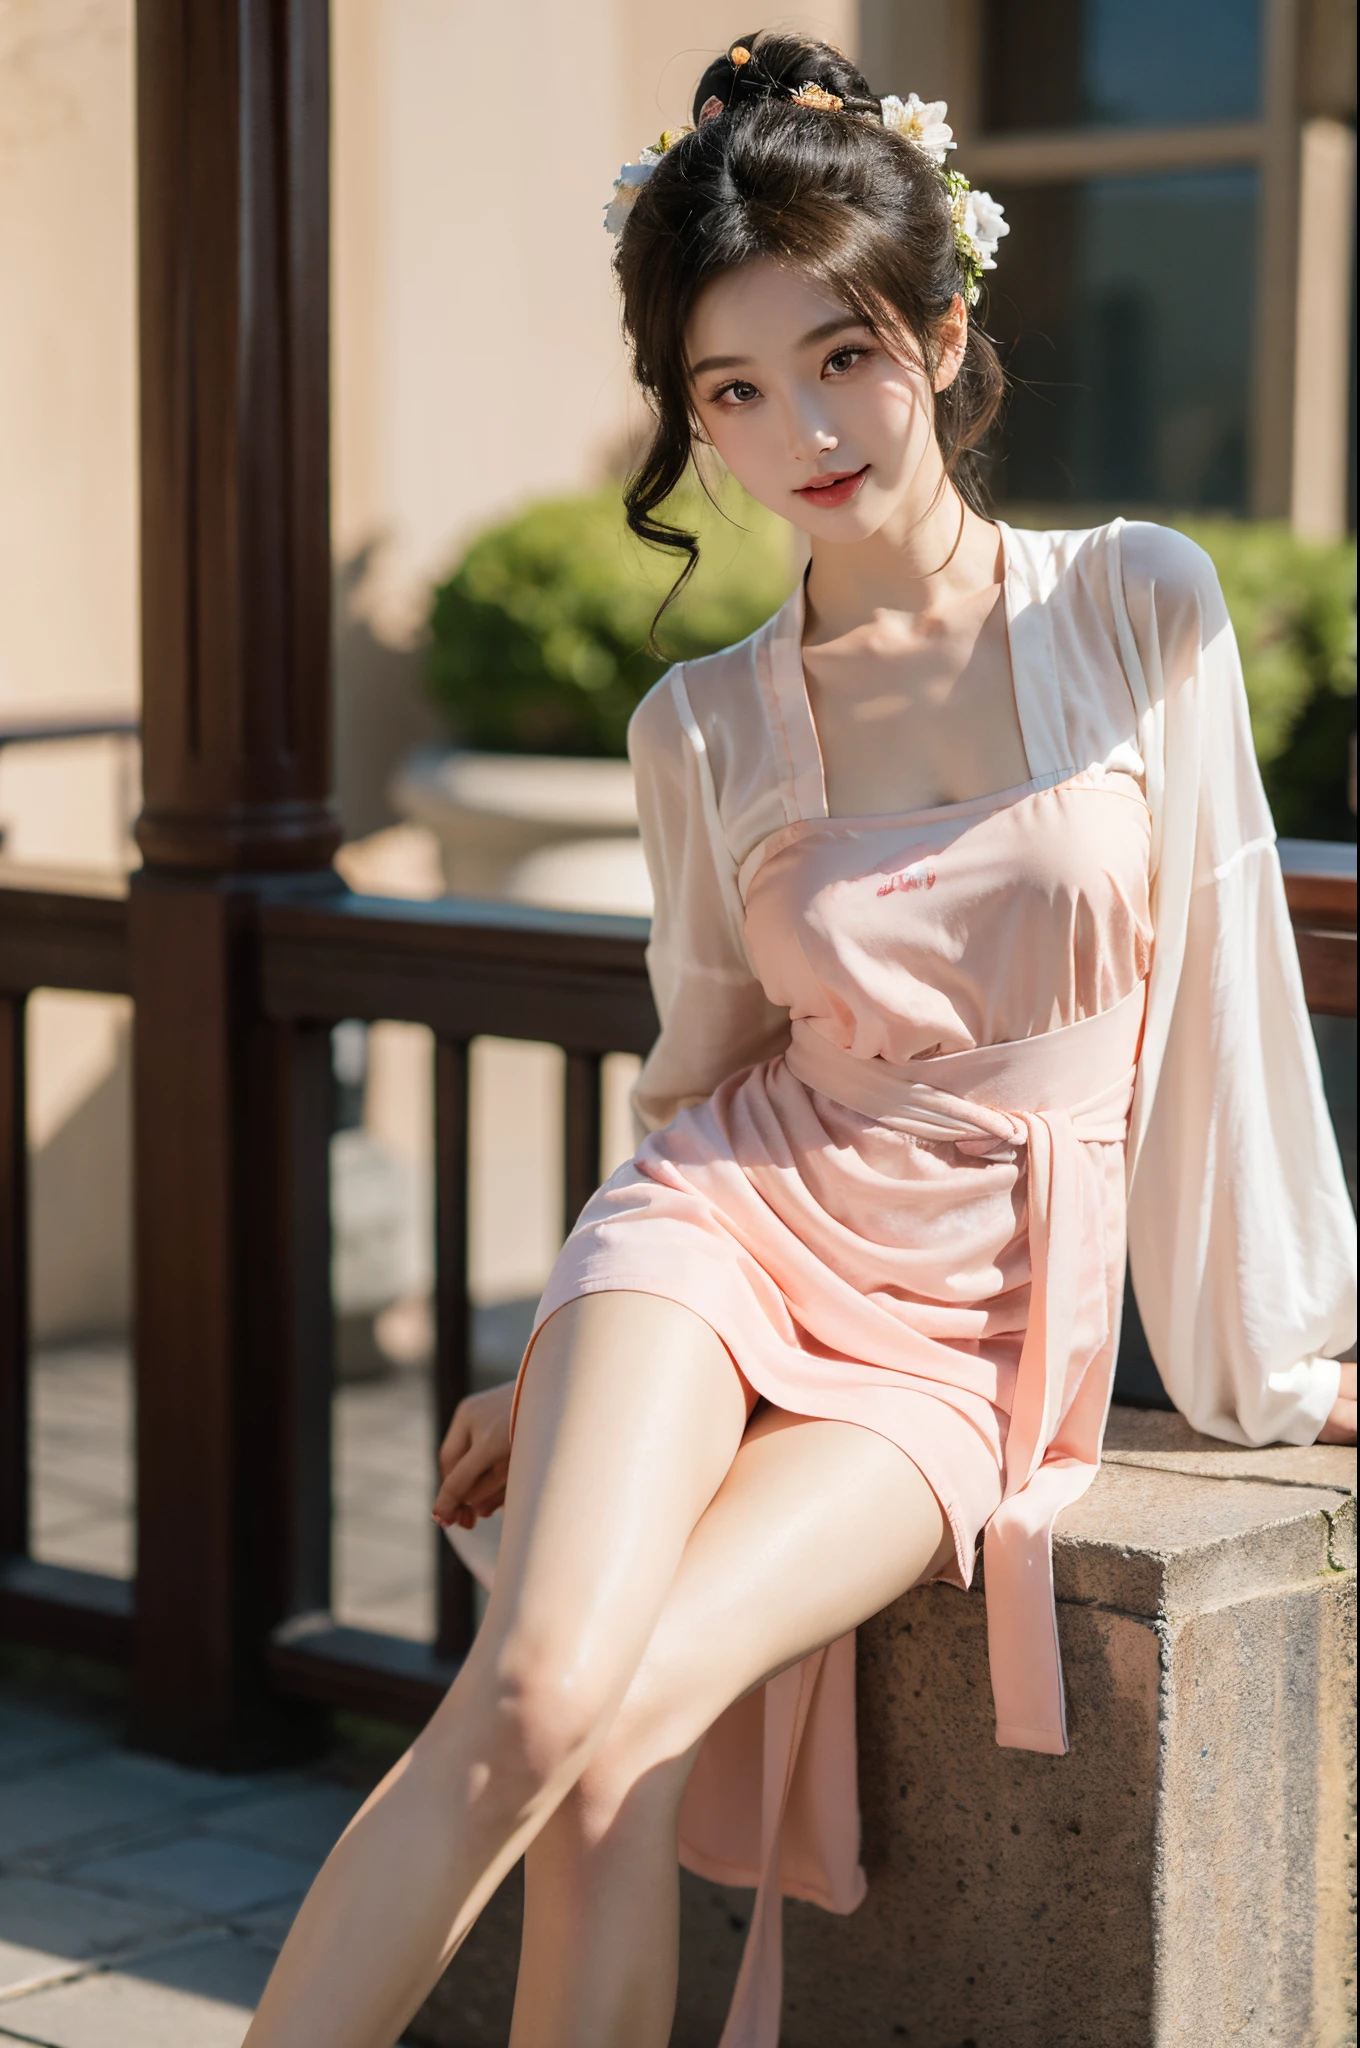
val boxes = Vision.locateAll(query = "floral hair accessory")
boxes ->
[603,128,690,235]
[602,76,1008,299]
[790,80,844,112]
[942,164,1009,303]
[880,91,1007,303]
[879,93,955,164]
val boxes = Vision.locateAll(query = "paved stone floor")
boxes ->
[7,1307,541,2042]
[29,1300,536,1643]
[0,1663,419,2047]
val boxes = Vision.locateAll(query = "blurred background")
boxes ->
[3,0,1354,1644]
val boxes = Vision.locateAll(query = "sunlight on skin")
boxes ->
[243,241,1355,2048]
[686,258,1033,821]
[685,261,1356,1449]
[686,255,970,580]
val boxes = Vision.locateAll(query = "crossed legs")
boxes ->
[509,1402,952,2047]
[244,1292,950,2048]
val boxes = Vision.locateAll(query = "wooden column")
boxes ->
[0,996,28,1560]
[130,0,340,1765]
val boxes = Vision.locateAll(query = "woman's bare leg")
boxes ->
[244,1292,752,2048]
[509,1405,954,2048]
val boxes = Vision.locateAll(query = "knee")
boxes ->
[568,1675,701,1831]
[464,1635,621,1799]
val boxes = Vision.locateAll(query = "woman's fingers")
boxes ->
[437,1412,472,1482]
[463,1462,509,1511]
[434,1382,517,1519]
[1317,1361,1357,1446]
[433,1440,510,1525]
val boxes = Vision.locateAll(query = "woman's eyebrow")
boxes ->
[689,316,868,379]
[689,351,751,376]
[797,316,868,348]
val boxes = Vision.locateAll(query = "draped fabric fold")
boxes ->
[695,983,1146,2043]
[782,984,1144,1754]
[444,518,1352,2048]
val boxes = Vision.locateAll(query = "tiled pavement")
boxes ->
[0,1674,416,2047]
[30,1335,444,1639]
[30,1298,536,1641]
[4,1309,539,2043]
[27,1346,135,1586]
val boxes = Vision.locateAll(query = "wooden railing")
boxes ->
[0,869,656,1726]
[0,842,1352,1730]
[0,873,134,1664]
[257,888,655,1721]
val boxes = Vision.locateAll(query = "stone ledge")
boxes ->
[958,1410,1359,1618]
[412,1408,1356,2048]
[1052,1463,1353,1615]
[1102,1403,1357,1493]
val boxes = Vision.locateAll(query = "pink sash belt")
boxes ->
[713,987,1149,2048]
[785,983,1147,1754]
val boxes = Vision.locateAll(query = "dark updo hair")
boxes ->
[615,31,1005,624]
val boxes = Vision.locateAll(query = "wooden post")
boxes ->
[130,0,340,1765]
[0,995,28,1560]
[434,1038,474,1662]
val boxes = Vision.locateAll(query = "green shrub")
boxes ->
[427,488,1356,839]
[1171,520,1356,842]
[426,480,793,758]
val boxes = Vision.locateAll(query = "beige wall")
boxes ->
[333,3,857,627]
[0,1,137,870]
[0,0,137,727]
[331,4,856,834]
[1,2,858,1336]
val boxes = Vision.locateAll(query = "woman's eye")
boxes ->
[716,379,759,406]
[825,347,867,376]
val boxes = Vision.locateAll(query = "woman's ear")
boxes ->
[932,294,969,394]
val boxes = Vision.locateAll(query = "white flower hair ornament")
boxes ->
[879,93,954,164]
[602,130,688,236]
[943,167,1009,304]
[879,93,1008,304]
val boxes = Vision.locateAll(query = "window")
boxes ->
[982,0,1262,133]
[986,169,1259,510]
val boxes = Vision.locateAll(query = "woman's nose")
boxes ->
[784,398,837,464]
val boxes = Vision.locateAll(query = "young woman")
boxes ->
[247,34,1356,2048]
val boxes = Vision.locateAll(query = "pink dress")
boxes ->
[488,521,1352,2046]
[517,567,1153,2042]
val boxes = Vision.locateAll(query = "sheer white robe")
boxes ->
[626,518,1355,1447]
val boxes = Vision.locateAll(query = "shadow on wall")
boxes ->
[333,543,448,842]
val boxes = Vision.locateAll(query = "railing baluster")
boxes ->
[563,1051,604,1239]
[0,993,28,1557]
[284,1021,335,1618]
[434,1034,474,1660]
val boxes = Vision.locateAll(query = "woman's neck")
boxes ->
[804,471,1003,646]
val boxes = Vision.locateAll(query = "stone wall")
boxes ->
[411,1411,1356,2048]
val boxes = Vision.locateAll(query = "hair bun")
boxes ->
[690,30,876,128]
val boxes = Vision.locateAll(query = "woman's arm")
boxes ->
[628,667,790,1138]
[1120,523,1356,1446]
[430,670,796,1528]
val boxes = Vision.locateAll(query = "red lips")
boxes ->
[795,464,869,509]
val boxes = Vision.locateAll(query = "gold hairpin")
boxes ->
[790,81,844,112]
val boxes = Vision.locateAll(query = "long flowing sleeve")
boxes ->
[628,666,791,1138]
[1117,521,1355,1445]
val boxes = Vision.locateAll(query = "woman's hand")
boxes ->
[1317,1361,1357,1445]
[432,1380,516,1529]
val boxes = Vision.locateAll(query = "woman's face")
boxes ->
[686,258,964,542]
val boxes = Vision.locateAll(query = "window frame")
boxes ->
[865,0,1309,518]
